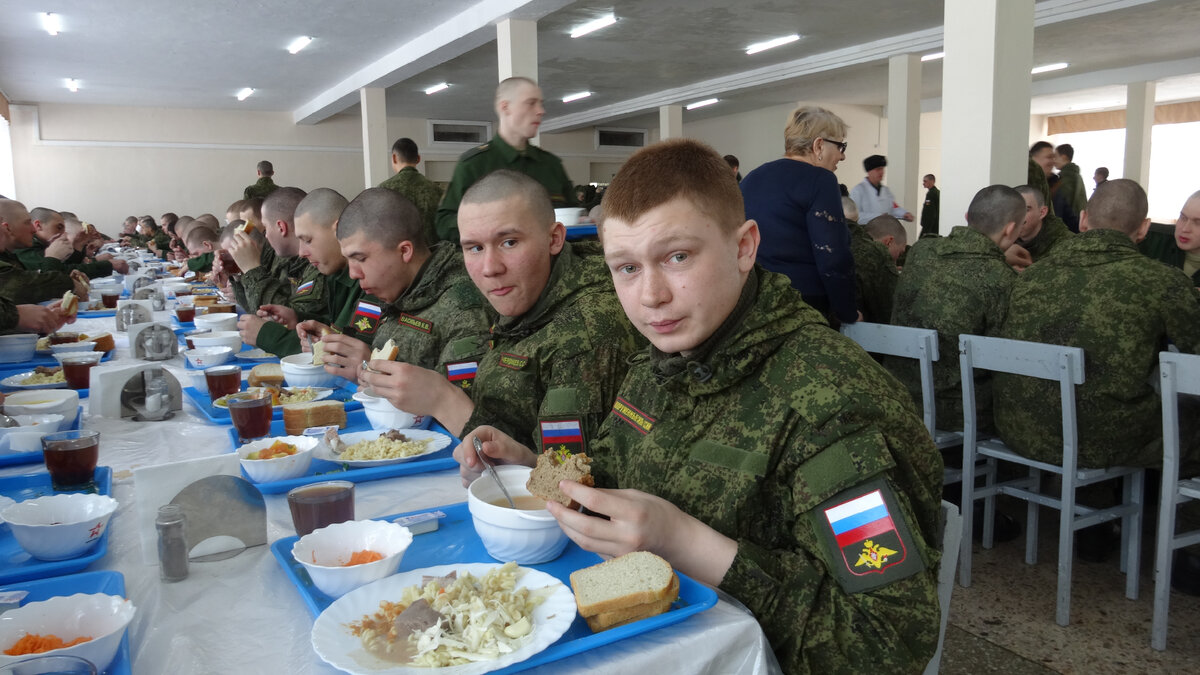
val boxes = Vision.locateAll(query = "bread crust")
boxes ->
[282,400,346,435]
[61,290,78,318]
[583,574,679,631]
[570,551,677,617]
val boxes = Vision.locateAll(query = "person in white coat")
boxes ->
[850,155,913,224]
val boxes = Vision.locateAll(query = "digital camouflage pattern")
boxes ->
[0,295,19,333]
[0,251,73,304]
[123,233,147,248]
[378,166,444,248]
[1057,162,1089,216]
[995,228,1200,467]
[14,238,112,278]
[233,245,320,314]
[151,231,171,258]
[435,134,576,244]
[590,268,943,674]
[256,265,363,357]
[847,221,898,323]
[367,243,492,373]
[1139,223,1200,286]
[462,240,640,451]
[1023,158,1072,261]
[888,227,1016,432]
[243,176,278,201]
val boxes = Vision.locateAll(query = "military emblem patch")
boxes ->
[539,418,585,455]
[499,353,528,370]
[812,479,926,593]
[446,361,477,390]
[611,397,654,435]
[294,280,315,296]
[399,313,432,334]
[352,301,382,334]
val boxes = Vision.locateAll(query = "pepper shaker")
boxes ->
[156,504,189,582]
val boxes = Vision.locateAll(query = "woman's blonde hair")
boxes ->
[784,105,848,157]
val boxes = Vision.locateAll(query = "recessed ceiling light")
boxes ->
[287,36,313,54]
[65,79,79,93]
[921,52,944,62]
[570,13,616,38]
[686,98,719,110]
[562,91,591,103]
[745,34,800,55]
[424,82,450,95]
[1031,62,1069,75]
[236,87,255,101]
[40,12,61,36]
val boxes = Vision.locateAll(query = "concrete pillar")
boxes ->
[940,0,1034,235]
[1123,81,1155,188]
[497,19,539,144]
[659,105,683,140]
[359,87,389,189]
[887,53,921,241]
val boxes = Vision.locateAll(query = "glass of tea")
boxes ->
[48,332,81,345]
[56,352,103,389]
[227,392,272,443]
[204,365,241,403]
[41,430,100,491]
[100,291,121,308]
[0,654,98,675]
[287,481,355,536]
[175,306,196,323]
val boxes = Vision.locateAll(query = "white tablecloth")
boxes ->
[2,312,781,675]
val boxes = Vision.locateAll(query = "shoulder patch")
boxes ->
[294,280,315,296]
[446,360,478,390]
[352,301,382,334]
[539,418,585,455]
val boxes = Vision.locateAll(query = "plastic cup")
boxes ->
[100,292,120,308]
[287,481,355,537]
[204,365,241,403]
[41,430,100,491]
[175,306,196,323]
[0,654,98,674]
[227,392,272,443]
[58,352,102,390]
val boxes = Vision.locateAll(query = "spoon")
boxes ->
[473,437,516,509]
[0,414,17,429]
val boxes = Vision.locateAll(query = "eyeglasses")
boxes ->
[821,138,848,153]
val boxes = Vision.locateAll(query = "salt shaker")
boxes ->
[156,504,189,582]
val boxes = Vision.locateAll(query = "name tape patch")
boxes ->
[499,353,528,370]
[612,397,654,434]
[399,313,432,334]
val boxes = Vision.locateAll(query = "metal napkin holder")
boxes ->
[170,475,267,561]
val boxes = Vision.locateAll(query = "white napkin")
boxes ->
[133,453,240,566]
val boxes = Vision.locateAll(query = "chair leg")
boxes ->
[1122,470,1144,601]
[959,449,976,588]
[1026,468,1040,566]
[1057,473,1076,626]
[1152,482,1178,651]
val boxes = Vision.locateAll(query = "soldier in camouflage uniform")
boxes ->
[0,294,72,334]
[889,186,1024,432]
[1018,153,1072,262]
[852,213,900,323]
[17,208,114,278]
[435,77,576,244]
[243,160,279,201]
[227,188,326,319]
[1139,190,1200,286]
[0,200,86,304]
[361,171,637,449]
[995,179,1200,469]
[455,141,943,674]
[377,138,443,247]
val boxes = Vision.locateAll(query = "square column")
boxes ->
[359,87,389,189]
[497,19,538,81]
[940,0,1034,235]
[888,53,921,241]
[659,105,683,140]
[1123,81,1155,188]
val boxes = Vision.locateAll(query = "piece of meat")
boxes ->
[382,430,410,442]
[420,571,456,589]
[393,598,444,637]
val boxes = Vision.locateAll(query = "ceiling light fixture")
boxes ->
[686,98,719,110]
[745,34,800,55]
[41,12,61,36]
[65,79,79,93]
[921,52,944,62]
[562,91,591,103]
[236,87,255,101]
[424,82,450,95]
[287,36,313,54]
[1031,62,1069,75]
[570,13,616,38]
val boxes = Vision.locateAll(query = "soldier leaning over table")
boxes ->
[0,199,89,305]
[225,187,325,318]
[15,207,117,278]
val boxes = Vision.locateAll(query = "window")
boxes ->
[428,120,492,147]
[595,127,647,150]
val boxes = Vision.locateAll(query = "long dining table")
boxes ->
[0,307,781,675]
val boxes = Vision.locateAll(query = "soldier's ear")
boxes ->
[1133,217,1152,244]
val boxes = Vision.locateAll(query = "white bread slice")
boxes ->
[570,551,677,617]
[583,574,678,632]
[282,400,346,435]
[311,340,328,366]
[248,363,284,388]
[61,290,78,317]
[370,338,399,362]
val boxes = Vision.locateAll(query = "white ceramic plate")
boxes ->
[0,370,68,390]
[314,429,452,467]
[236,348,277,361]
[311,563,575,675]
[212,387,332,409]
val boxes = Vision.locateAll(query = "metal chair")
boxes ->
[1152,351,1200,650]
[923,500,963,675]
[957,334,1144,626]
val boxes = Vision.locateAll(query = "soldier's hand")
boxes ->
[109,259,129,274]
[452,426,537,487]
[16,304,69,334]
[315,333,370,381]
[296,320,329,354]
[257,304,297,330]
[70,278,90,300]
[227,231,262,274]
[209,254,230,288]
[45,234,74,261]
[237,314,266,347]
[1005,243,1032,271]
[359,360,472,435]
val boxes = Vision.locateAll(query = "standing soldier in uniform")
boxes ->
[243,160,279,201]
[0,199,89,304]
[378,138,443,246]
[455,140,944,673]
[919,174,940,237]
[435,77,577,244]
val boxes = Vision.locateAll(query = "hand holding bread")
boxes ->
[452,426,538,487]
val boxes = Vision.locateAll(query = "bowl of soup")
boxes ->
[467,465,567,564]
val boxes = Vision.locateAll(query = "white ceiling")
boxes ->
[2,0,1199,131]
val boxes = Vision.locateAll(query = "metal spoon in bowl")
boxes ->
[0,414,17,428]
[473,436,516,508]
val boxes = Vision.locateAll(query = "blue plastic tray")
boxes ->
[227,411,460,494]
[0,349,115,375]
[77,308,117,318]
[0,467,114,584]
[0,570,132,675]
[0,406,85,468]
[183,383,362,423]
[564,224,598,240]
[271,502,718,673]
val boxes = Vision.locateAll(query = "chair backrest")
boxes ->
[1160,351,1200,477]
[842,322,939,435]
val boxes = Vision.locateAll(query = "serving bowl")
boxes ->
[0,335,37,364]
[1,495,118,561]
[193,312,238,332]
[48,341,96,355]
[182,346,233,369]
[0,593,135,672]
[291,519,413,598]
[554,207,584,227]
[0,415,66,455]
[351,389,428,431]
[280,354,341,389]
[467,465,568,564]
[187,331,242,354]
[236,436,317,483]
[3,390,80,421]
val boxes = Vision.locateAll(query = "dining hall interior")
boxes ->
[2,0,1200,673]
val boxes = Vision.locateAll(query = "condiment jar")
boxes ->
[156,504,189,582]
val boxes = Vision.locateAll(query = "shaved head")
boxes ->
[295,188,349,229]
[262,186,307,227]
[337,187,425,249]
[462,170,554,230]
[1085,179,1148,234]
[0,199,29,225]
[496,76,537,106]
[29,207,59,224]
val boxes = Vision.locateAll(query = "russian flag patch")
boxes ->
[446,361,478,390]
[812,479,926,593]
[539,418,585,454]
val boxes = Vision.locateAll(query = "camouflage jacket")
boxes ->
[847,221,898,323]
[187,252,214,274]
[0,250,73,304]
[1058,162,1089,216]
[1139,223,1200,285]
[234,245,319,314]
[14,238,113,279]
[378,167,444,247]
[888,227,1016,432]
[364,244,492,376]
[243,177,278,201]
[591,268,943,674]
[462,240,640,450]
[995,228,1200,467]
[1024,158,1071,261]
[256,265,363,357]
[0,295,19,333]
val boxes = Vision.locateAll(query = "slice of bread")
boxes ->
[526,450,593,508]
[310,340,327,366]
[248,363,284,388]
[60,290,78,318]
[570,551,678,618]
[282,400,346,435]
[584,574,679,631]
[370,338,399,362]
